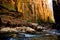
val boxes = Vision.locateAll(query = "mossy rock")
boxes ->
[0,4,16,11]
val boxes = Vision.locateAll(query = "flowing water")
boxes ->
[0,32,58,40]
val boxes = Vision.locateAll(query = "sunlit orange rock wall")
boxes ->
[19,0,55,23]
[0,0,55,23]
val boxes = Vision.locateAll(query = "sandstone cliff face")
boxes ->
[0,0,55,28]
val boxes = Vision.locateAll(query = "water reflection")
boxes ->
[0,29,60,40]
[0,33,58,40]
[44,29,60,35]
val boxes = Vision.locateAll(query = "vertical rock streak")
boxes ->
[0,0,55,23]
